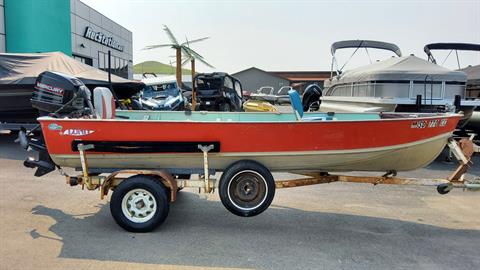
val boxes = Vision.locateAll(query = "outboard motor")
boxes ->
[20,71,95,177]
[302,84,322,112]
[31,71,95,117]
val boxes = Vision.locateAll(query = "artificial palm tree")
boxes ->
[143,25,213,109]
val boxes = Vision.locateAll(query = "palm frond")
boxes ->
[183,47,205,59]
[181,57,191,67]
[181,47,197,59]
[181,36,210,46]
[142,44,174,50]
[196,56,214,68]
[162,25,179,45]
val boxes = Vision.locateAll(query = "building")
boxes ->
[0,0,133,79]
[270,71,331,91]
[232,67,290,93]
[232,67,331,94]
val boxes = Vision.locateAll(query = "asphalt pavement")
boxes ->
[0,131,479,270]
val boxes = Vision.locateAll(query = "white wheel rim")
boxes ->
[121,188,157,223]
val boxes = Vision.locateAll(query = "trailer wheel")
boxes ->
[110,175,169,232]
[437,183,452,195]
[219,160,275,217]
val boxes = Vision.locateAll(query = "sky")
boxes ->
[81,0,480,73]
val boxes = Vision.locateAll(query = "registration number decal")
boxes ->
[411,119,447,129]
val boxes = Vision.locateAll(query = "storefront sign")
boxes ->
[84,27,124,52]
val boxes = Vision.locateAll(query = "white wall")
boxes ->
[70,0,133,78]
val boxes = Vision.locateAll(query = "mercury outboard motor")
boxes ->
[31,71,95,117]
[20,71,95,176]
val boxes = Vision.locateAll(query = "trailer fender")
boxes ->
[101,170,177,202]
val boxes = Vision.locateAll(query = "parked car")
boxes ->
[195,72,243,111]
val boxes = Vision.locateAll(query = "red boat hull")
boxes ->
[38,113,461,172]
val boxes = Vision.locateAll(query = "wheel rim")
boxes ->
[227,170,268,211]
[121,188,157,223]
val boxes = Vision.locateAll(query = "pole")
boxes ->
[108,50,112,90]
[108,50,125,109]
[191,58,196,111]
[176,47,182,88]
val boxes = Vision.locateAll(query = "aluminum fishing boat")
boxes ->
[37,106,461,174]
[22,72,473,232]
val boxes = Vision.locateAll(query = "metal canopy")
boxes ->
[331,40,402,57]
[424,43,480,64]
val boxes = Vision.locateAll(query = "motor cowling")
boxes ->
[31,71,89,116]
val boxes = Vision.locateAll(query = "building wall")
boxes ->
[0,0,4,53]
[233,68,290,93]
[1,0,132,79]
[4,0,72,55]
[70,0,133,79]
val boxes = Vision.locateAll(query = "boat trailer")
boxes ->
[59,136,478,232]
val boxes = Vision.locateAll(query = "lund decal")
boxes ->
[62,129,95,136]
[48,123,62,131]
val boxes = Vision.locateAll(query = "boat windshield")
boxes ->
[142,83,180,98]
[258,87,274,94]
[276,86,292,95]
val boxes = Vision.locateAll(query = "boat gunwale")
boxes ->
[36,112,463,125]
[320,96,480,105]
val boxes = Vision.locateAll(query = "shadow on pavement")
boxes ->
[0,133,30,161]
[30,191,480,270]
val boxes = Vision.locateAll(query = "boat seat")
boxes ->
[288,90,327,121]
[93,87,116,119]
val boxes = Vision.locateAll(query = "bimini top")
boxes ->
[331,40,402,57]
[424,43,480,64]
[324,55,467,87]
[459,65,480,85]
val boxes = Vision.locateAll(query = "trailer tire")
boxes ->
[110,175,169,232]
[219,160,275,217]
[436,183,452,195]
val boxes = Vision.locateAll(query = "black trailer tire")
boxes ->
[219,160,275,217]
[110,175,169,232]
[437,183,452,195]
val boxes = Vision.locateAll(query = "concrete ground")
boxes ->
[0,131,479,270]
